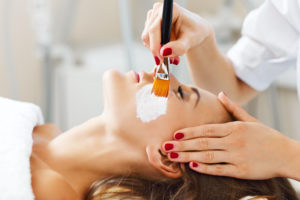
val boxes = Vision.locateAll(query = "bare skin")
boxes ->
[30,70,232,199]
[141,2,257,104]
[142,2,300,181]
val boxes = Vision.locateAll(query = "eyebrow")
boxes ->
[191,87,200,108]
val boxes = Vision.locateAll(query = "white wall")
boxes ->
[0,0,43,105]
[0,0,298,138]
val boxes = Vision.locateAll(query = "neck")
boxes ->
[43,115,146,199]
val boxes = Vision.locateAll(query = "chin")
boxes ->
[101,69,135,119]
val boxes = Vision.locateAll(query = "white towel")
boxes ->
[240,196,268,200]
[0,97,43,200]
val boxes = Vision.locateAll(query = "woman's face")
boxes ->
[102,69,231,148]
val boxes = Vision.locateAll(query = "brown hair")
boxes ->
[85,163,298,200]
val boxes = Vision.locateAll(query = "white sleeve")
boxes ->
[227,0,299,91]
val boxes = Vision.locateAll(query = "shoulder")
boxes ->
[32,169,79,200]
[33,124,61,140]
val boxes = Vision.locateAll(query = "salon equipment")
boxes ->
[152,0,173,97]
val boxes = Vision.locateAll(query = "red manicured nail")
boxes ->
[175,133,184,140]
[154,56,160,65]
[162,48,172,56]
[173,58,179,65]
[170,58,173,64]
[164,143,174,151]
[192,162,198,168]
[170,152,179,159]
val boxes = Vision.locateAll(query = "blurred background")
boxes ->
[0,0,299,141]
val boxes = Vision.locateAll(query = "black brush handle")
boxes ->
[161,0,173,45]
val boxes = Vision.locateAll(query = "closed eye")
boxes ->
[177,86,184,99]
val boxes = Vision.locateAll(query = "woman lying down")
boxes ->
[2,70,298,200]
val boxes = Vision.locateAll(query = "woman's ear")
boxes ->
[146,144,182,179]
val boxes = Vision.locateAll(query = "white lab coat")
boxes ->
[228,0,300,99]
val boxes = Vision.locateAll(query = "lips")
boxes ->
[132,71,144,83]
[134,71,140,83]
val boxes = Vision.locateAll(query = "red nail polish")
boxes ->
[170,152,179,159]
[175,133,184,140]
[164,143,174,151]
[173,58,179,65]
[192,162,198,168]
[154,56,160,65]
[162,48,172,56]
[170,58,173,64]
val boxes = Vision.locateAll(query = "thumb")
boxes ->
[160,39,190,58]
[218,92,258,122]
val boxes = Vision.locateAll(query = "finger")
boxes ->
[169,57,180,65]
[170,57,174,64]
[149,17,163,62]
[174,124,230,141]
[218,92,258,122]
[168,151,230,164]
[141,10,153,46]
[160,39,190,58]
[173,56,180,65]
[163,138,227,152]
[189,162,238,177]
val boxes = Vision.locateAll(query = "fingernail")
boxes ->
[222,91,227,97]
[154,56,160,65]
[170,58,173,64]
[173,58,179,65]
[170,152,179,159]
[192,162,198,168]
[174,132,184,140]
[164,143,174,151]
[162,48,172,56]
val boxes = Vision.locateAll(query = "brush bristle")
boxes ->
[152,78,170,97]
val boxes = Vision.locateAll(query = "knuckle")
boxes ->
[228,137,245,149]
[238,164,248,177]
[198,138,209,149]
[151,48,157,55]
[204,151,214,162]
[202,126,214,136]
[232,121,245,132]
[147,10,152,17]
[149,24,158,33]
[215,165,223,175]
[235,152,246,161]
[141,34,148,42]
[153,2,162,9]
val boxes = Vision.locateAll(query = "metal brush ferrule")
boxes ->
[155,58,170,80]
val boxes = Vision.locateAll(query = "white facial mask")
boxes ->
[136,84,168,123]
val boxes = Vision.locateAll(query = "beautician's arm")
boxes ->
[142,2,257,104]
[163,92,300,181]
[185,34,257,104]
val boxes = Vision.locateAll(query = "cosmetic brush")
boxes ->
[152,0,173,97]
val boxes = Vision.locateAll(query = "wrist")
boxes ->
[187,29,216,55]
[279,138,300,180]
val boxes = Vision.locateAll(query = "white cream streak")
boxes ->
[136,84,168,123]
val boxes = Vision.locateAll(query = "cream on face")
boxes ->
[136,84,168,123]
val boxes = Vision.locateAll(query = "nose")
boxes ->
[141,71,155,84]
[169,74,180,90]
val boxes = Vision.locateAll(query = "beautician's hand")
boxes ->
[162,92,300,180]
[141,2,212,65]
